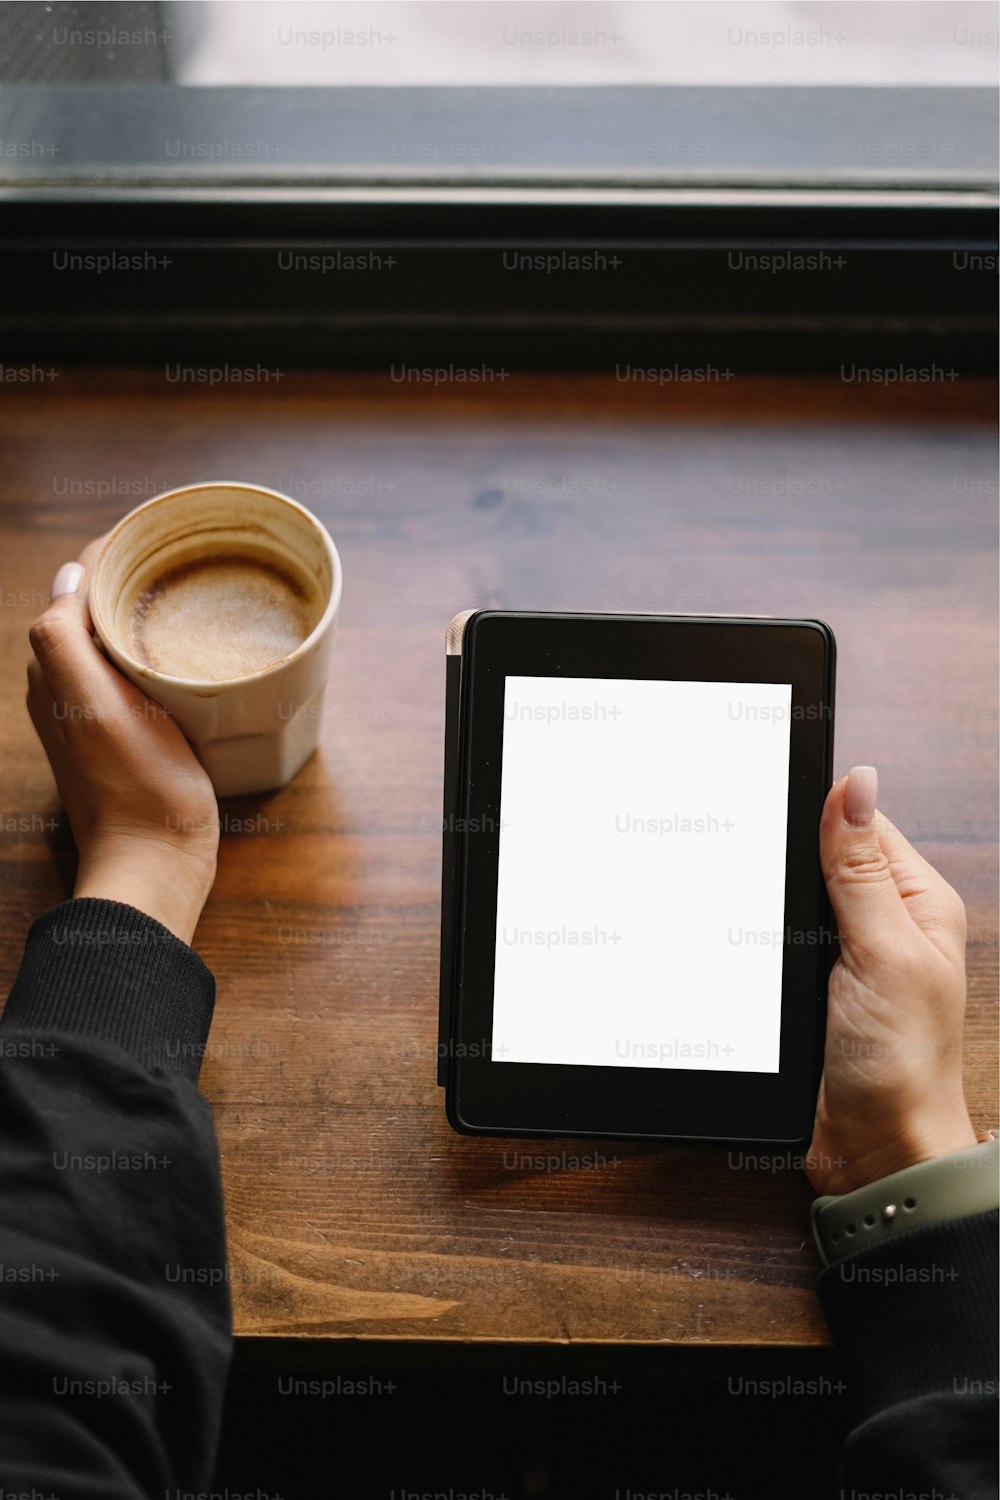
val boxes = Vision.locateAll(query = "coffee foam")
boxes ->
[126,551,323,682]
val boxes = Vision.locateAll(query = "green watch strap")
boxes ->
[811,1132,999,1267]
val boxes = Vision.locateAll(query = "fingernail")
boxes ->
[844,765,877,828]
[51,562,84,599]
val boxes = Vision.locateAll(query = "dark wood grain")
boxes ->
[1,369,996,1347]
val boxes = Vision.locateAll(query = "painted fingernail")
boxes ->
[51,562,84,599]
[844,765,877,828]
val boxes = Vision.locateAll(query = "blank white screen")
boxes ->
[491,676,792,1074]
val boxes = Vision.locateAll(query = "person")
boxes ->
[1,549,996,1497]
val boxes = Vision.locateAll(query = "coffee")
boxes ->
[126,552,322,682]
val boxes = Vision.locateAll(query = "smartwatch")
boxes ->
[811,1132,999,1267]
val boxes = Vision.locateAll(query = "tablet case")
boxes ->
[437,610,476,1087]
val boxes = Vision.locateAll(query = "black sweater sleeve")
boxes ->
[818,1209,999,1498]
[0,897,232,1498]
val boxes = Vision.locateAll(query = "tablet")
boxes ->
[438,611,836,1146]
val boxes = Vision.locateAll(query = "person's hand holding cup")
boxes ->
[27,483,343,944]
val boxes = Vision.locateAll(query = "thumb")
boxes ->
[28,544,109,712]
[819,766,910,960]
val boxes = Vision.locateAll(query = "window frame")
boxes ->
[0,84,996,370]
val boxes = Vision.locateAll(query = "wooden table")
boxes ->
[1,370,996,1351]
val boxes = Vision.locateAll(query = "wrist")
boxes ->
[74,834,217,946]
[841,1112,979,1191]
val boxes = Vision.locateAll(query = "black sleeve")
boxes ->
[0,897,233,1498]
[817,1209,999,1498]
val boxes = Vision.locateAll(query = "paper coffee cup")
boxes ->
[88,482,343,797]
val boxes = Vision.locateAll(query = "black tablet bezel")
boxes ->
[445,612,836,1145]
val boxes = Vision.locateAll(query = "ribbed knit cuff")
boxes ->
[1,898,216,1085]
[817,1209,999,1413]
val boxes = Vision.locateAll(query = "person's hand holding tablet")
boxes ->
[808,766,996,1500]
[808,765,980,1197]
